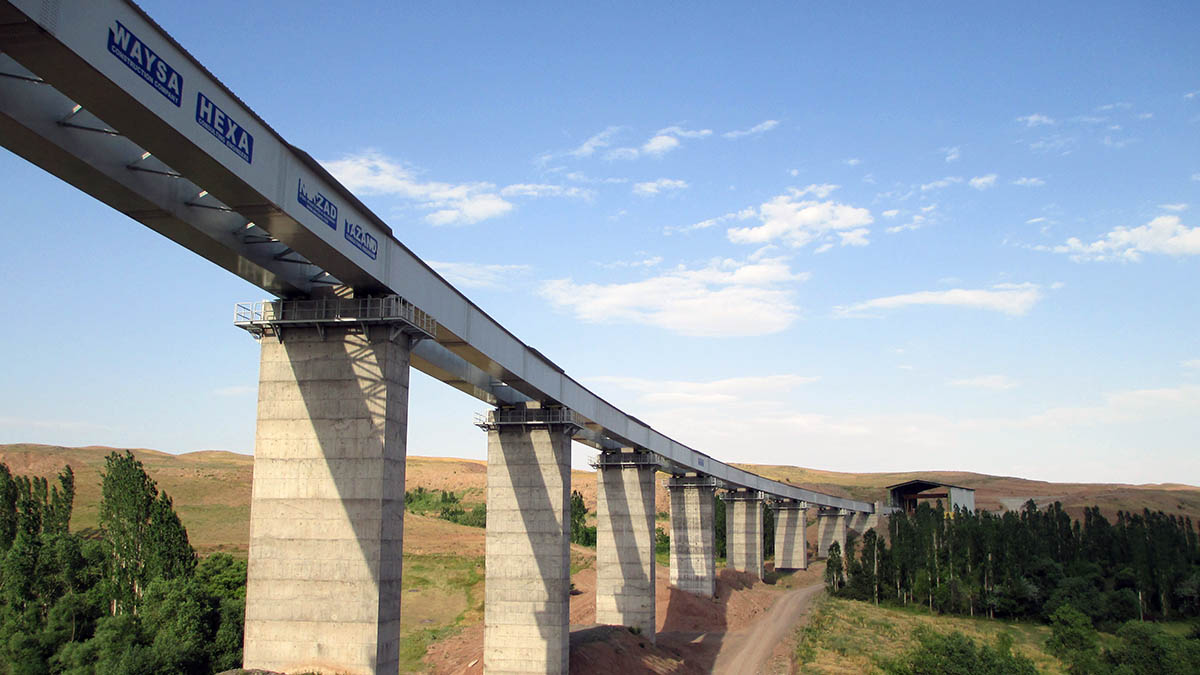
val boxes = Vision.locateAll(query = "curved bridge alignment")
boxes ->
[0,2,878,673]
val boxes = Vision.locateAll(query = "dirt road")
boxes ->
[712,581,825,675]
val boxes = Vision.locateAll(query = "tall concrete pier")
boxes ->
[480,404,576,674]
[817,508,849,559]
[668,476,717,597]
[244,323,409,675]
[774,501,808,570]
[725,490,765,580]
[594,451,659,641]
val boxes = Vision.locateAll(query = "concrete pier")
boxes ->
[667,476,717,598]
[725,490,764,580]
[774,501,808,570]
[816,508,849,559]
[244,324,409,675]
[595,451,659,642]
[482,404,575,674]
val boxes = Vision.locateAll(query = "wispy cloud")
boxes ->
[1017,113,1056,127]
[1013,177,1045,187]
[588,374,819,406]
[429,261,531,289]
[500,183,593,199]
[882,209,900,218]
[657,125,713,139]
[836,283,1044,317]
[1049,215,1200,262]
[1186,90,1199,100]
[949,375,1019,390]
[1096,102,1132,112]
[969,174,998,190]
[640,134,680,156]
[844,158,862,166]
[1159,203,1189,212]
[1182,359,1200,369]
[921,176,963,191]
[570,126,622,158]
[539,256,809,336]
[942,146,961,163]
[633,178,688,196]
[323,149,513,225]
[598,255,663,270]
[723,119,779,139]
[665,207,756,235]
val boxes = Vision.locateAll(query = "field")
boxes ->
[793,596,1067,674]
[2,443,1197,672]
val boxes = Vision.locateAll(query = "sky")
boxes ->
[1,1,1198,486]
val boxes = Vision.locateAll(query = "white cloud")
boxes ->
[1182,359,1200,369]
[323,149,513,225]
[598,255,663,270]
[1186,91,1199,100]
[1017,113,1056,127]
[665,207,756,235]
[1096,102,1132,111]
[726,188,873,250]
[641,134,680,156]
[1193,173,1200,182]
[539,256,808,336]
[969,174,998,190]
[429,261,531,289]
[589,374,819,406]
[565,172,627,184]
[1026,217,1047,224]
[886,214,927,234]
[1013,177,1045,187]
[500,183,593,199]
[844,158,862,166]
[942,146,961,163]
[836,283,1044,317]
[1052,216,1200,262]
[1137,112,1154,120]
[1159,203,1189,212]
[633,178,688,196]
[921,176,963,191]
[882,209,900,218]
[948,375,1019,390]
[657,125,712,139]
[723,119,779,139]
[570,126,622,157]
[605,147,640,161]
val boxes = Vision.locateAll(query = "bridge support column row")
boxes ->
[244,325,409,675]
[595,451,659,642]
[817,508,849,559]
[482,404,574,674]
[773,501,808,570]
[725,489,765,580]
[667,476,717,598]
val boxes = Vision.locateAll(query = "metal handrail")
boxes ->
[234,295,438,337]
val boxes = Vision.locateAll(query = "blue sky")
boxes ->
[2,1,1198,485]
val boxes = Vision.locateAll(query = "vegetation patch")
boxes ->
[398,552,486,672]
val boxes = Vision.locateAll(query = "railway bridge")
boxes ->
[0,1,877,672]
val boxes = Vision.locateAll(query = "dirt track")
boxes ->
[712,581,825,674]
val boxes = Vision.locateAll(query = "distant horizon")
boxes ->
[4,441,1196,491]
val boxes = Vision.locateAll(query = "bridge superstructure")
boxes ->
[0,1,876,673]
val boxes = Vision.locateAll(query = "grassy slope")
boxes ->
[794,596,1068,674]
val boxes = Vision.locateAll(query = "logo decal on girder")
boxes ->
[297,178,338,230]
[195,92,254,163]
[107,20,183,107]
[344,219,379,260]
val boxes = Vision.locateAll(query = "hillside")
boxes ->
[1,443,1197,556]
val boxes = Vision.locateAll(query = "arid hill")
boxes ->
[1,443,1196,557]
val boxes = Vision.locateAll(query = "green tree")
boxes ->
[884,627,1038,675]
[825,541,844,593]
[570,490,596,546]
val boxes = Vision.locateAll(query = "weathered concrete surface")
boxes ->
[244,326,408,675]
[816,509,848,559]
[774,503,808,570]
[484,420,572,674]
[726,491,764,580]
[668,477,716,598]
[595,457,657,642]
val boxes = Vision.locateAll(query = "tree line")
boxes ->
[828,500,1200,628]
[0,453,246,674]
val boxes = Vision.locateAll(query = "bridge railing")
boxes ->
[234,296,438,338]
